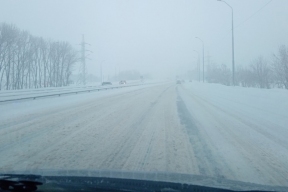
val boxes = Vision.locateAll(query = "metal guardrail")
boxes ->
[0,83,143,103]
[0,85,102,96]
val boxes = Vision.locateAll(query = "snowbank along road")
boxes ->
[0,82,288,187]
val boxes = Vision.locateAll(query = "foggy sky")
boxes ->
[0,0,287,79]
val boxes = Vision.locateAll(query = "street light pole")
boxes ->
[99,60,105,83]
[195,37,204,82]
[193,50,200,82]
[218,0,235,86]
[100,63,102,83]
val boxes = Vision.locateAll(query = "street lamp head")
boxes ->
[217,0,233,10]
[195,37,204,44]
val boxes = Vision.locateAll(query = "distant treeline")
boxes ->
[206,45,288,89]
[0,23,78,90]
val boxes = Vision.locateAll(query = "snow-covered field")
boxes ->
[0,82,287,188]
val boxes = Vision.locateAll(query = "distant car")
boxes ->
[176,80,181,84]
[119,80,126,85]
[101,82,112,86]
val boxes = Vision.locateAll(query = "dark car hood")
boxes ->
[1,169,287,191]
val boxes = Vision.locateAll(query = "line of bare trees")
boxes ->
[0,23,78,90]
[206,45,288,89]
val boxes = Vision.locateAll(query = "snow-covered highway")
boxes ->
[0,82,288,188]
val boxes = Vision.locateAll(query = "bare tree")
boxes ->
[0,22,78,90]
[250,56,271,89]
[236,65,256,87]
[206,63,231,86]
[273,45,288,89]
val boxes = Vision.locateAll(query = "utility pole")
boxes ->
[206,51,211,67]
[193,50,200,82]
[218,0,235,86]
[81,35,86,85]
[80,35,92,85]
[114,65,116,81]
[100,63,102,83]
[196,37,205,82]
[232,8,235,85]
[99,60,105,83]
[206,51,212,81]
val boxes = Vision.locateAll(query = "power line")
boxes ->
[235,0,273,29]
[219,0,274,40]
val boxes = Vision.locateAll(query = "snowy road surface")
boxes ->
[1,82,288,187]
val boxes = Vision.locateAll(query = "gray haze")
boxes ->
[0,0,287,79]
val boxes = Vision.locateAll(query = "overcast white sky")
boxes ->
[0,0,287,78]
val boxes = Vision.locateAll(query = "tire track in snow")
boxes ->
[0,85,154,130]
[26,86,160,171]
[0,89,139,152]
[136,86,174,170]
[183,86,288,150]
[179,85,288,186]
[120,85,197,173]
[0,86,162,171]
[98,85,172,170]
[176,87,227,178]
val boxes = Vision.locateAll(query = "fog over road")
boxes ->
[1,83,288,187]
